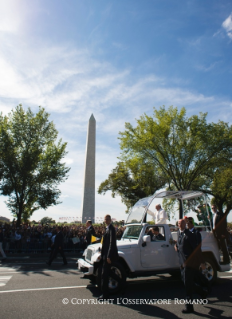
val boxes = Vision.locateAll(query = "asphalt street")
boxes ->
[0,257,232,319]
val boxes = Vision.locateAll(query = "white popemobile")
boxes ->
[77,191,231,294]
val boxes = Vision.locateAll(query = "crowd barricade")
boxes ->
[2,237,86,254]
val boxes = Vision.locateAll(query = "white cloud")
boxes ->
[195,61,221,72]
[222,13,232,39]
[0,32,230,127]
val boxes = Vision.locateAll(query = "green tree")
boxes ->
[208,166,232,215]
[119,106,232,192]
[40,216,56,224]
[0,105,70,226]
[99,106,232,217]
[98,160,168,212]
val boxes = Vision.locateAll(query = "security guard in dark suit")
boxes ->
[85,220,96,247]
[186,217,204,265]
[98,214,119,300]
[175,218,204,314]
[47,226,67,266]
[186,217,211,295]
[210,205,230,264]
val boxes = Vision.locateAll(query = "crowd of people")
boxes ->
[0,221,126,254]
[0,217,231,255]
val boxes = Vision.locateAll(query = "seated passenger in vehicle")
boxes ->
[151,227,165,241]
[146,227,154,240]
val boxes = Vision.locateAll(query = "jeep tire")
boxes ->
[200,256,217,283]
[96,261,126,294]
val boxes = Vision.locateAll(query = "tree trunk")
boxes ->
[16,203,23,227]
[225,205,232,218]
[16,214,21,227]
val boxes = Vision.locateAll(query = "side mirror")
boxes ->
[143,235,151,243]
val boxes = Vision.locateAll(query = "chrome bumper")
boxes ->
[77,258,94,275]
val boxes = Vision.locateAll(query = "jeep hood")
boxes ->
[117,239,138,250]
[87,240,137,251]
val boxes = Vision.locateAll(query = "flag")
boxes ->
[91,235,100,243]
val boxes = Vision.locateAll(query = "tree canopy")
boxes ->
[207,166,232,215]
[0,105,70,225]
[98,160,168,212]
[119,106,232,190]
[99,106,232,215]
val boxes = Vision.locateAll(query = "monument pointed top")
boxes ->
[89,114,95,121]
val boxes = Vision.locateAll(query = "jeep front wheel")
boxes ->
[200,257,217,283]
[96,261,126,294]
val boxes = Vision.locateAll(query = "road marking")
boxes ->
[0,267,21,272]
[0,285,94,293]
[1,256,30,259]
[0,265,77,274]
[0,270,77,274]
[1,262,73,265]
[0,276,12,287]
[1,257,77,260]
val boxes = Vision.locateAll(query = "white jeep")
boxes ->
[77,191,231,294]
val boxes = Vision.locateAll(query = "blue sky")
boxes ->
[0,0,232,222]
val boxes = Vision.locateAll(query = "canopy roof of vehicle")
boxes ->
[151,190,204,200]
[125,190,206,224]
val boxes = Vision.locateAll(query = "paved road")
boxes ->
[0,258,231,319]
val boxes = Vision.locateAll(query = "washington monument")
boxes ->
[81,114,96,223]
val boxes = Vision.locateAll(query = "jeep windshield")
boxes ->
[122,225,143,240]
[126,196,153,224]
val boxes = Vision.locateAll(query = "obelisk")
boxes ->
[81,114,96,223]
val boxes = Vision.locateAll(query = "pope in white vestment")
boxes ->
[147,204,168,224]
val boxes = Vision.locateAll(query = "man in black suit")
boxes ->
[46,226,67,266]
[85,220,96,246]
[210,205,230,264]
[186,217,204,265]
[80,220,96,278]
[186,217,211,294]
[175,218,205,314]
[98,214,119,300]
